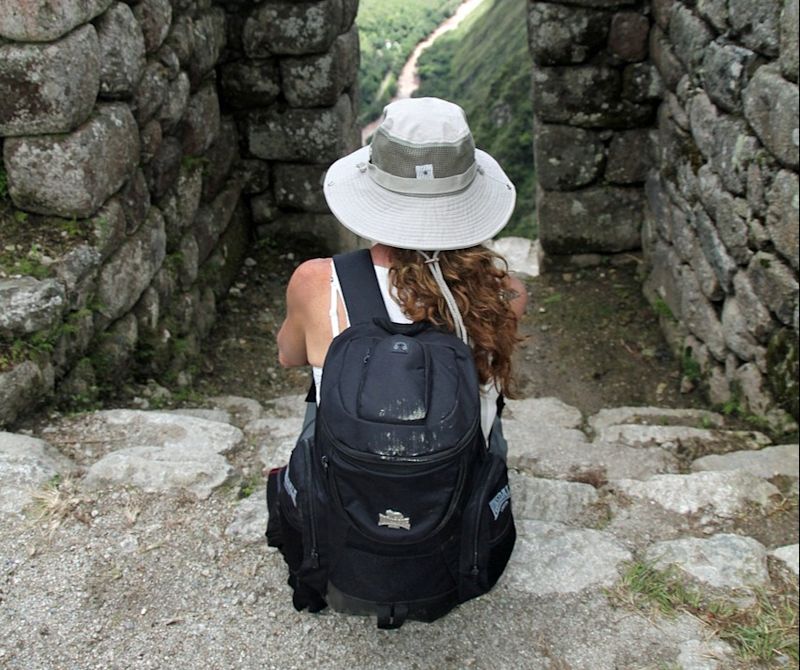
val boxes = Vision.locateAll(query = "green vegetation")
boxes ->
[609,561,799,665]
[414,0,535,238]
[0,166,9,201]
[652,297,675,320]
[357,0,461,125]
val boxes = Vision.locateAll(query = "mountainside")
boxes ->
[356,0,462,126]
[415,0,535,238]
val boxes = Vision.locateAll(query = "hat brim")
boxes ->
[323,146,516,251]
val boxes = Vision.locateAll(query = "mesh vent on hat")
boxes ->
[371,128,476,179]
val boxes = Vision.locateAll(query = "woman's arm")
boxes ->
[276,258,331,368]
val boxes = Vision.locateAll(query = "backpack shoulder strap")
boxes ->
[333,249,390,325]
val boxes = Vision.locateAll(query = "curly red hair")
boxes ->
[389,246,523,396]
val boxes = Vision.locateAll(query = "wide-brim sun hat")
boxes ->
[323,97,516,251]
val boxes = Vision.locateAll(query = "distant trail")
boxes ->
[361,0,488,145]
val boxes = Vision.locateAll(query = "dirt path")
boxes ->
[361,0,488,144]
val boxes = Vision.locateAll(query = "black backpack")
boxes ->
[266,249,515,628]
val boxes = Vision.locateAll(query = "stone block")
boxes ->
[651,0,674,30]
[133,60,169,125]
[696,166,751,264]
[692,443,799,478]
[203,117,239,202]
[680,264,726,360]
[158,71,191,132]
[537,185,644,254]
[219,59,281,110]
[507,521,632,596]
[94,313,138,380]
[180,84,221,157]
[188,8,226,88]
[721,296,759,361]
[245,94,354,163]
[0,360,53,427]
[533,123,605,190]
[0,25,99,137]
[691,242,724,302]
[697,0,728,32]
[689,91,760,195]
[622,62,663,103]
[281,24,359,108]
[667,200,695,262]
[781,0,799,82]
[608,11,649,62]
[0,278,65,336]
[264,212,352,254]
[669,4,714,72]
[743,64,800,169]
[771,545,800,575]
[159,163,203,245]
[132,0,172,54]
[609,470,780,519]
[0,0,112,42]
[732,272,775,342]
[273,163,329,213]
[194,181,243,263]
[243,0,343,57]
[234,159,271,195]
[766,170,800,271]
[251,191,279,226]
[95,2,146,99]
[144,137,182,202]
[728,0,781,57]
[606,129,651,184]
[165,14,195,67]
[140,118,162,165]
[645,534,769,590]
[95,208,166,326]
[527,3,609,65]
[649,26,684,92]
[702,41,760,114]
[692,204,737,294]
[0,433,74,514]
[532,65,654,128]
[644,242,684,319]
[746,252,799,326]
[4,104,139,219]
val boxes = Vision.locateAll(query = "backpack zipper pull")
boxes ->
[321,455,329,471]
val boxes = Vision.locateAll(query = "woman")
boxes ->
[277,97,526,449]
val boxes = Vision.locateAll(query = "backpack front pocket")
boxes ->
[328,448,468,545]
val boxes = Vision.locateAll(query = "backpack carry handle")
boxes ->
[372,318,430,337]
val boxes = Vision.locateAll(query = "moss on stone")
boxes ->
[766,328,799,420]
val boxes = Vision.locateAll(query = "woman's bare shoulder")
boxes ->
[286,257,332,297]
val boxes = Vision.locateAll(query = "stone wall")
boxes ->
[643,0,798,424]
[0,0,360,426]
[527,0,661,258]
[528,0,798,424]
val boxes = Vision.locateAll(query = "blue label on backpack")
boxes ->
[488,485,510,520]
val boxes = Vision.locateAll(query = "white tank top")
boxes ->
[312,261,499,441]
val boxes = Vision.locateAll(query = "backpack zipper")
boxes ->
[471,457,503,576]
[303,439,320,569]
[319,414,480,467]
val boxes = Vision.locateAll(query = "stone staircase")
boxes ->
[0,395,797,669]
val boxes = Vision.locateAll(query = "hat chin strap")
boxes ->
[418,251,469,345]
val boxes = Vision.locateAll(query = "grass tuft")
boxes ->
[608,561,799,665]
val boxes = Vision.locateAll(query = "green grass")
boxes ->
[414,0,535,238]
[357,0,462,125]
[609,561,799,665]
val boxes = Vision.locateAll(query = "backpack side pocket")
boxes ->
[458,453,516,602]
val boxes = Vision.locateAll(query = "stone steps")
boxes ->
[0,394,797,669]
